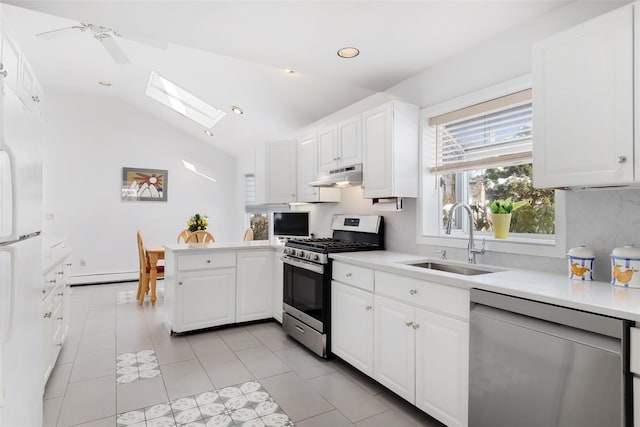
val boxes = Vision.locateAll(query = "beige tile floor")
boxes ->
[43,282,445,427]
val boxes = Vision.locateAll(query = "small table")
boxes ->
[140,246,165,305]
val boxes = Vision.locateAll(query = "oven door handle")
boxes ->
[281,255,324,274]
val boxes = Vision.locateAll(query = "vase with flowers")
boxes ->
[187,213,208,232]
[489,198,529,239]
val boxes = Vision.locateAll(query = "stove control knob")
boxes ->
[313,254,319,261]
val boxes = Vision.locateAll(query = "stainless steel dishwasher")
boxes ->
[469,289,632,427]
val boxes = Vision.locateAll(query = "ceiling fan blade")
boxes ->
[99,35,129,64]
[36,26,84,40]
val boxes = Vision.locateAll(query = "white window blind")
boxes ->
[244,174,258,212]
[429,89,532,173]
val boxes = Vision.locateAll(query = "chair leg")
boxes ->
[138,271,149,304]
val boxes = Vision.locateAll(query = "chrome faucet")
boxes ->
[445,202,485,264]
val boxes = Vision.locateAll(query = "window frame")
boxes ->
[417,74,567,259]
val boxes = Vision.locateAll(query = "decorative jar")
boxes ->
[611,245,640,288]
[567,245,594,281]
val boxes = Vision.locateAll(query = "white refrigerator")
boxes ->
[0,83,44,425]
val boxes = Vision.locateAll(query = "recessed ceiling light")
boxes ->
[337,47,360,59]
[203,129,213,136]
[98,80,112,86]
[231,106,244,115]
[283,68,295,74]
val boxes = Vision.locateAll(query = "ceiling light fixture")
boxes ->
[203,129,213,137]
[283,68,295,74]
[182,160,217,182]
[231,106,244,115]
[337,47,360,59]
[98,80,112,86]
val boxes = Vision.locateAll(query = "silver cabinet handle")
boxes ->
[617,156,627,164]
[178,281,183,285]
[57,343,62,347]
[49,280,56,284]
[405,321,413,327]
[42,289,46,294]
[56,317,63,320]
[1,70,7,78]
[65,263,72,267]
[409,289,417,295]
[57,292,64,296]
[206,260,211,264]
[346,273,352,277]
[412,324,420,329]
[43,312,52,319]
[56,271,64,276]
[365,305,372,310]
[32,95,40,103]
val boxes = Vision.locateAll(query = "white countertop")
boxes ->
[331,251,640,322]
[164,240,273,253]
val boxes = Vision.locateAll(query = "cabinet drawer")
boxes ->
[631,327,640,375]
[178,252,236,271]
[332,261,374,291]
[375,271,469,320]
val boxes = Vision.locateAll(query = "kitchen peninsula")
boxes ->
[162,241,277,334]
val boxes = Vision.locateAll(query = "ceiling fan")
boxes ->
[36,23,166,64]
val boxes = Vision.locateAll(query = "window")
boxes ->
[244,174,269,240]
[421,78,564,257]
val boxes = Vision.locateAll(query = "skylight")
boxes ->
[145,71,226,129]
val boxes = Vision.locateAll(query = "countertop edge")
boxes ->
[330,251,640,322]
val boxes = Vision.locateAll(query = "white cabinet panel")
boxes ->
[297,134,340,203]
[331,282,374,376]
[362,101,418,198]
[273,248,284,323]
[332,261,374,292]
[373,295,415,402]
[1,29,20,94]
[337,115,362,166]
[256,141,297,204]
[176,269,236,332]
[415,308,468,427]
[236,251,273,322]
[533,4,634,188]
[318,125,338,173]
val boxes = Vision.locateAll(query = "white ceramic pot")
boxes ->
[567,245,594,281]
[611,245,640,288]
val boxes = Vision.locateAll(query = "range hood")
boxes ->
[310,163,362,188]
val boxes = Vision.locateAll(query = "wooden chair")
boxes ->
[186,230,215,244]
[243,227,254,241]
[177,229,190,243]
[136,230,165,303]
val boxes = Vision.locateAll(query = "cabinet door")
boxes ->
[176,269,236,332]
[297,134,320,202]
[265,141,297,203]
[318,125,338,172]
[236,251,274,322]
[373,295,415,402]
[331,282,374,376]
[337,115,362,166]
[41,291,55,386]
[362,103,393,198]
[532,4,634,188]
[273,250,284,323]
[415,308,469,427]
[1,29,20,94]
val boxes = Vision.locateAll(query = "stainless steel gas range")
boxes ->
[281,214,384,358]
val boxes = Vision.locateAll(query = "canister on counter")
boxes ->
[611,245,640,288]
[567,245,594,281]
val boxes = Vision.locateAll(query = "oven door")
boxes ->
[282,255,327,333]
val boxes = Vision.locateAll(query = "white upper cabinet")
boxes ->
[362,101,419,198]
[297,133,340,203]
[255,140,297,204]
[18,57,43,120]
[318,114,362,173]
[532,4,634,188]
[1,27,20,95]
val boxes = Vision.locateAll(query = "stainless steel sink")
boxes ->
[404,261,494,276]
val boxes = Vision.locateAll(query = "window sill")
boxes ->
[417,233,566,259]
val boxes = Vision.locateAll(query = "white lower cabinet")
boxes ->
[273,248,284,323]
[177,269,236,332]
[373,295,415,402]
[331,281,374,376]
[415,309,469,427]
[236,251,274,322]
[331,263,469,427]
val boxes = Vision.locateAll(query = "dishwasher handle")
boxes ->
[471,288,627,340]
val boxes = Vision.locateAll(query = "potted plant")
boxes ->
[489,198,529,239]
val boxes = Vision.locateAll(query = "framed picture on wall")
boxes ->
[121,167,168,202]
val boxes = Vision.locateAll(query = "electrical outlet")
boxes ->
[80,259,87,266]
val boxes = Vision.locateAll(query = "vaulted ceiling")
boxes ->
[1,1,569,158]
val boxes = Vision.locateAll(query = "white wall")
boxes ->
[43,90,240,283]
[294,1,640,281]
